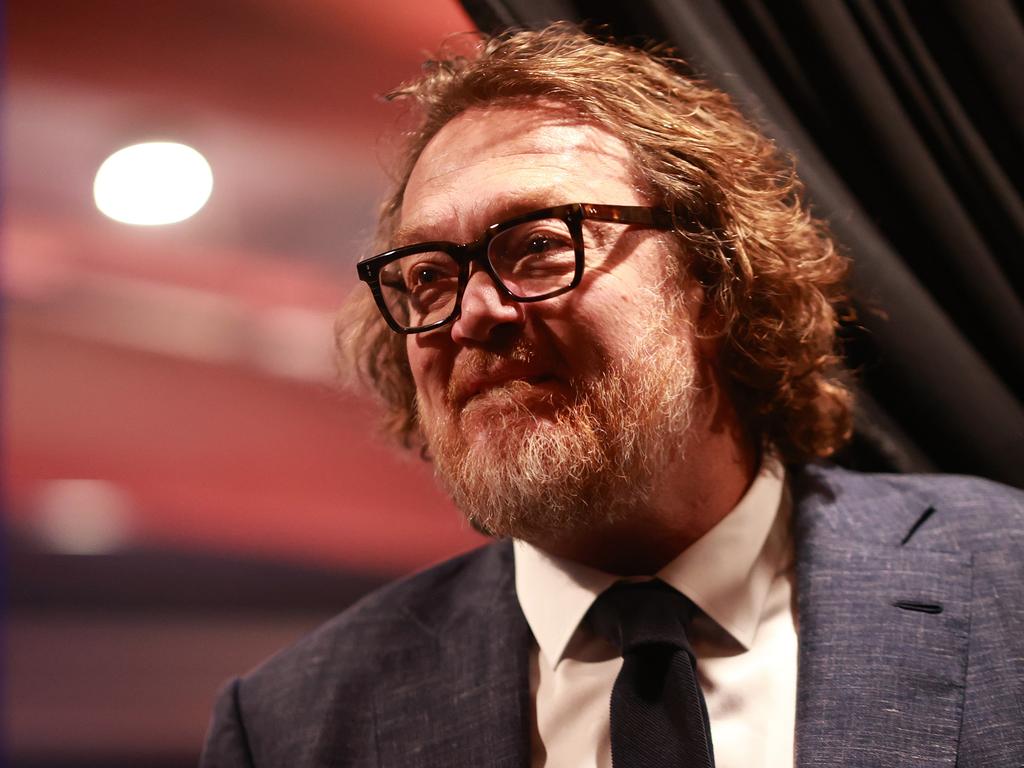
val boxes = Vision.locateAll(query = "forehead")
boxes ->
[397,103,642,244]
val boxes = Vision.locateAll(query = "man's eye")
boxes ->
[523,234,560,254]
[411,267,441,286]
[403,257,457,291]
[495,225,573,262]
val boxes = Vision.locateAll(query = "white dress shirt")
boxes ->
[514,457,796,768]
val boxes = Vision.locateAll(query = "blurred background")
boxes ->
[6,2,483,766]
[7,1,1023,766]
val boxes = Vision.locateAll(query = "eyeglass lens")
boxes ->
[377,216,577,330]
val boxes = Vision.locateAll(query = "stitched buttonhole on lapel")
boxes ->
[900,505,936,546]
[892,600,943,614]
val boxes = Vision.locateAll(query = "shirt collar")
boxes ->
[514,456,789,668]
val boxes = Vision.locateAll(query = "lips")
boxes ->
[451,368,554,407]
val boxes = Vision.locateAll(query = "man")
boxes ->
[201,24,1024,767]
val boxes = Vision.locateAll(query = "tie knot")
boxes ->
[588,580,698,654]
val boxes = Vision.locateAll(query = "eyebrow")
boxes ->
[391,189,570,248]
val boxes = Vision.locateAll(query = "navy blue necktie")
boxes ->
[588,580,715,768]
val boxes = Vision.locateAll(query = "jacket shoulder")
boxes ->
[796,464,1024,549]
[247,539,510,683]
[213,541,513,765]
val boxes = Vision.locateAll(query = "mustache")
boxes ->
[445,339,539,405]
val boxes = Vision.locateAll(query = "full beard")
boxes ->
[419,302,702,545]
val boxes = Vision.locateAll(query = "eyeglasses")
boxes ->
[356,203,674,334]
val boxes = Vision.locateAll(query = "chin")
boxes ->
[458,380,566,433]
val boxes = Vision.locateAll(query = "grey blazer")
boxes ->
[200,466,1024,767]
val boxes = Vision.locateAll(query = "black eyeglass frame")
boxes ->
[356,202,674,334]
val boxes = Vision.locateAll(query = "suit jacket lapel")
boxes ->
[792,468,971,768]
[372,541,532,768]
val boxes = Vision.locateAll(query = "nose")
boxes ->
[450,267,524,345]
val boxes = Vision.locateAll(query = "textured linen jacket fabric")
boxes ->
[200,466,1024,767]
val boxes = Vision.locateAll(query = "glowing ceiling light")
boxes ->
[93,141,213,225]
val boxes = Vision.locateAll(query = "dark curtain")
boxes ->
[459,0,1024,487]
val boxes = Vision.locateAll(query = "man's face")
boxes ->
[398,103,711,545]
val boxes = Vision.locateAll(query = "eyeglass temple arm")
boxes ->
[580,204,675,229]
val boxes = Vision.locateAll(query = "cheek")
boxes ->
[560,286,656,357]
[537,304,620,377]
[406,340,446,409]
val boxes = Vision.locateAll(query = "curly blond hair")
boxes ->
[342,23,853,463]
